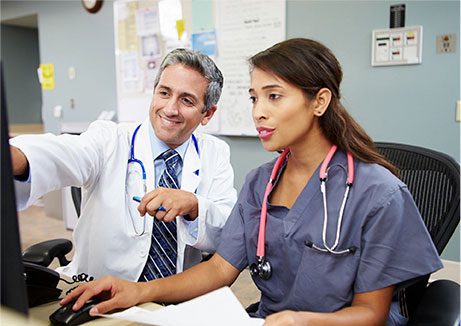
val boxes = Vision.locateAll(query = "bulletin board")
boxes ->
[113,0,190,122]
[113,0,286,136]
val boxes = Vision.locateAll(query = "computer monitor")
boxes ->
[0,61,29,315]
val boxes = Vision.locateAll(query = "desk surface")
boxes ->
[28,278,162,325]
[29,300,161,325]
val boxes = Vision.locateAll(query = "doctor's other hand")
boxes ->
[10,145,29,176]
[264,310,305,326]
[60,276,142,315]
[137,187,199,222]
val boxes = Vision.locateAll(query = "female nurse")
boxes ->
[62,38,442,325]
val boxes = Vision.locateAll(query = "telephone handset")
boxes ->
[23,261,62,307]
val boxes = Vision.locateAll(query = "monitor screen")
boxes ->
[0,61,29,315]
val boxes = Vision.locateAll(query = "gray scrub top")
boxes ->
[217,150,442,322]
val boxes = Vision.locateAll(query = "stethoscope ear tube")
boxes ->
[256,149,290,258]
[304,240,357,255]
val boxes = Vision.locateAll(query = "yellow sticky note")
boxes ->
[40,63,55,90]
[176,19,185,40]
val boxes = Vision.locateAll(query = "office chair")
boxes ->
[247,142,460,325]
[374,142,460,325]
[22,187,81,267]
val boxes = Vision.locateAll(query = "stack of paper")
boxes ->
[102,287,264,326]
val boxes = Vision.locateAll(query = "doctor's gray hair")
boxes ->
[153,48,224,113]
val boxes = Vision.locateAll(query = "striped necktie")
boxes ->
[139,149,180,281]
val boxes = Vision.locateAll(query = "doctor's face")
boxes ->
[249,68,320,152]
[150,64,216,149]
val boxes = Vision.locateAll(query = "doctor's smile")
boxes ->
[158,115,182,127]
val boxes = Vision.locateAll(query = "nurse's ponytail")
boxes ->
[249,38,398,176]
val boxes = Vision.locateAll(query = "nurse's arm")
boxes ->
[61,253,240,315]
[264,285,395,326]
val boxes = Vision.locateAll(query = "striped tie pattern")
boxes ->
[139,149,181,281]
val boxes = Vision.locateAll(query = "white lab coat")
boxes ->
[12,120,237,281]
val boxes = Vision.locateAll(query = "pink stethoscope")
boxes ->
[250,145,355,280]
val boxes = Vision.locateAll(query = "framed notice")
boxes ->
[372,26,422,66]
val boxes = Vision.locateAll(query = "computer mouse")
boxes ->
[49,297,102,326]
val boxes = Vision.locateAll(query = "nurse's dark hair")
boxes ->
[154,48,224,113]
[249,38,397,175]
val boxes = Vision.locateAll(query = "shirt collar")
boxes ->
[148,122,190,161]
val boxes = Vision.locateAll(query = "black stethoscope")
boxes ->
[250,145,355,280]
[126,124,200,236]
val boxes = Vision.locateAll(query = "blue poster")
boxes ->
[191,30,217,56]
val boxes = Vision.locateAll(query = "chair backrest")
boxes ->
[374,142,460,317]
[375,142,460,252]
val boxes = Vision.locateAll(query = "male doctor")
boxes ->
[10,48,237,282]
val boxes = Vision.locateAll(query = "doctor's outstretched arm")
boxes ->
[60,253,240,315]
[10,146,29,177]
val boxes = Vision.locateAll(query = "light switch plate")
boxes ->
[456,101,461,122]
[437,34,456,53]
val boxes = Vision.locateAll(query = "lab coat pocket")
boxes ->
[291,246,359,312]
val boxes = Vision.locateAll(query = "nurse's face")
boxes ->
[149,64,216,149]
[249,68,320,152]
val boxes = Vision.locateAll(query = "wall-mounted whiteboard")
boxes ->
[113,0,286,137]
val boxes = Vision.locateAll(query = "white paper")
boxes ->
[136,7,160,36]
[204,0,286,136]
[101,287,264,326]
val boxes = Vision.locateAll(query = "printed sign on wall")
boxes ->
[39,63,55,90]
[372,26,422,66]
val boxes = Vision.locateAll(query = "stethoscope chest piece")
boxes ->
[250,256,272,280]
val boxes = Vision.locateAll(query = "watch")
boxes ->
[81,0,103,14]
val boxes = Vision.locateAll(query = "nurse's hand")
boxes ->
[138,188,199,222]
[264,310,304,326]
[60,276,143,315]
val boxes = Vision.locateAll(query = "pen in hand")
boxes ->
[132,196,166,211]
